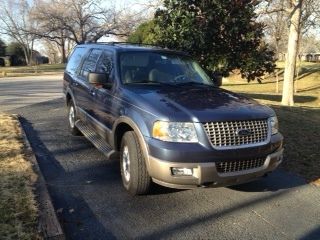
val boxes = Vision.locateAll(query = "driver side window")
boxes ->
[96,51,113,78]
[80,49,102,80]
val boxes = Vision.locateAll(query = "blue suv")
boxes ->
[63,43,283,195]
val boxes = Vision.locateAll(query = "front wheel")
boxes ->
[68,101,81,136]
[120,131,151,195]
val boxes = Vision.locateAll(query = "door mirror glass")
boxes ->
[88,72,111,88]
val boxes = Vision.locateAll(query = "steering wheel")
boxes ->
[173,74,187,82]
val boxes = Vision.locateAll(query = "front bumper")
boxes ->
[148,148,284,189]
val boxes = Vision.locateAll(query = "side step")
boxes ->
[75,120,119,160]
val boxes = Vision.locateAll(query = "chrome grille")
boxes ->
[216,158,266,174]
[203,119,269,148]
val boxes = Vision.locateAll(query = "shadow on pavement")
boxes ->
[20,117,117,240]
[139,189,291,239]
[229,169,306,192]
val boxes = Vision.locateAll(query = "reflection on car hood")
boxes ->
[125,84,274,122]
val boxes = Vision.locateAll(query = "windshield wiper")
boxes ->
[126,81,176,86]
[175,82,211,86]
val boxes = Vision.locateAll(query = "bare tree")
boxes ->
[259,1,288,59]
[259,0,320,106]
[30,0,146,62]
[0,0,37,65]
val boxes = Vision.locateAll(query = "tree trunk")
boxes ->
[30,40,34,65]
[22,46,30,66]
[281,0,303,106]
[61,38,67,63]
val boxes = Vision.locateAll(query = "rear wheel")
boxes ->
[68,101,81,136]
[120,131,151,195]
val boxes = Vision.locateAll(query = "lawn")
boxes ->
[223,62,320,183]
[0,114,39,239]
[0,64,65,77]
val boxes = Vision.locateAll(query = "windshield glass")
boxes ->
[119,52,213,86]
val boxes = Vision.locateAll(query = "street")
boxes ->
[1,75,319,240]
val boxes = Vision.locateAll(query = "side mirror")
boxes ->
[88,72,111,88]
[211,73,222,87]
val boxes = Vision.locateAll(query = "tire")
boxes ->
[120,131,151,195]
[67,101,82,136]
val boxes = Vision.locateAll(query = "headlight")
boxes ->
[269,116,279,135]
[152,121,198,142]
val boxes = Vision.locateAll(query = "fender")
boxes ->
[113,116,152,172]
[65,87,76,107]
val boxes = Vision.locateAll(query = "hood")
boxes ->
[124,84,274,122]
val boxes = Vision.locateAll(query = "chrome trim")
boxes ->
[216,157,267,175]
[216,148,283,177]
[202,119,271,150]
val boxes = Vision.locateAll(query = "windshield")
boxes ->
[119,52,213,86]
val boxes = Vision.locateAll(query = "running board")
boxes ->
[75,120,119,160]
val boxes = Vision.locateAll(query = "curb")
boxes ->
[18,116,65,240]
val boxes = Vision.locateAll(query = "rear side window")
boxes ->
[66,47,87,74]
[80,49,103,79]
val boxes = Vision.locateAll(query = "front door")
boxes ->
[93,50,119,142]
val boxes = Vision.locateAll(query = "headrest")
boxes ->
[121,54,149,67]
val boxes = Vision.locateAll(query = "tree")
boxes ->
[259,0,320,106]
[0,39,6,56]
[0,0,37,65]
[5,42,26,65]
[259,1,288,59]
[30,0,145,62]
[153,0,275,81]
[127,21,157,44]
[282,0,303,106]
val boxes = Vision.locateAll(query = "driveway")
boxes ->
[0,74,63,111]
[1,75,319,239]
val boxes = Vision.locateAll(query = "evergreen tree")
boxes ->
[128,21,157,44]
[0,39,6,56]
[154,0,275,81]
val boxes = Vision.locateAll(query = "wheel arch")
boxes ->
[113,117,151,171]
[65,88,76,107]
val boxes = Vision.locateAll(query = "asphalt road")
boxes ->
[1,75,320,240]
[0,74,63,111]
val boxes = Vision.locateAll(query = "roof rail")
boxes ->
[94,42,164,48]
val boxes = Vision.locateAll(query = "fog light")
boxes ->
[171,167,193,176]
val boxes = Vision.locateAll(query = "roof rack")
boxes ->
[93,41,165,48]
[81,41,189,56]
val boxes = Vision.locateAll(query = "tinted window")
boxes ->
[66,47,87,74]
[119,52,213,86]
[80,49,103,79]
[96,51,113,77]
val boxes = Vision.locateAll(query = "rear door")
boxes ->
[76,48,103,118]
[64,46,87,101]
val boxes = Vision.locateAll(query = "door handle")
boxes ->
[90,89,96,96]
[72,81,79,86]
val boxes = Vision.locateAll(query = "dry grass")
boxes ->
[222,62,320,182]
[0,64,65,78]
[0,114,40,239]
[223,62,320,107]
